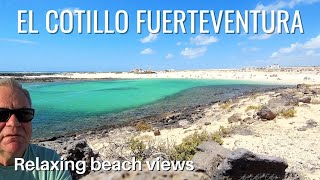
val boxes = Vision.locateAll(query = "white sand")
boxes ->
[13,67,320,85]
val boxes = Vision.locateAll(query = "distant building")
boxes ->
[130,68,143,73]
[265,64,281,69]
[130,68,156,74]
[242,66,257,71]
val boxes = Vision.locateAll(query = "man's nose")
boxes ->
[6,114,21,127]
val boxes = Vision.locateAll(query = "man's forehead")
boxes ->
[0,86,30,108]
[0,86,23,94]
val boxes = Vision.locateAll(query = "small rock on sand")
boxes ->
[178,120,191,128]
[299,96,311,103]
[228,113,242,123]
[257,106,276,120]
[153,129,161,136]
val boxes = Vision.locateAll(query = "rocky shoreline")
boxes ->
[32,85,320,179]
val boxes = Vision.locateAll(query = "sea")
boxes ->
[23,79,282,138]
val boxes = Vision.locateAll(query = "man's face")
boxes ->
[0,86,32,156]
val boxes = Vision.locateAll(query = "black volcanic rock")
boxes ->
[217,148,288,180]
[192,141,231,178]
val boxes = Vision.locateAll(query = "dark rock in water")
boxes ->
[192,141,231,178]
[217,148,288,180]
[299,96,311,103]
[228,113,242,123]
[257,106,276,120]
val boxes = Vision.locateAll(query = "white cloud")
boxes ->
[304,35,320,49]
[190,35,218,46]
[165,53,174,59]
[255,0,319,11]
[249,34,273,40]
[140,33,158,43]
[140,48,154,55]
[0,38,35,44]
[271,35,320,58]
[271,43,300,58]
[255,1,287,11]
[272,43,299,58]
[181,47,207,59]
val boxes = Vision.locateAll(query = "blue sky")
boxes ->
[0,0,319,72]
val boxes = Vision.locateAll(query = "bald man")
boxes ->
[0,79,72,180]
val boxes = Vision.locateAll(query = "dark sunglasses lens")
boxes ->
[0,110,10,122]
[16,109,34,122]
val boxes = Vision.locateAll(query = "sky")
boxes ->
[0,0,319,72]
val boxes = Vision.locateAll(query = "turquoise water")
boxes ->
[23,79,276,138]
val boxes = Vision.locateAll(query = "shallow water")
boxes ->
[23,79,279,138]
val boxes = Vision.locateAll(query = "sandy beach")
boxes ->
[3,66,320,85]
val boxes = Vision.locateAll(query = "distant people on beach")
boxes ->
[0,78,72,180]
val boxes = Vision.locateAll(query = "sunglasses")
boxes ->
[0,108,35,123]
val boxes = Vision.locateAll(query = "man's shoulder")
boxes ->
[29,144,58,155]
[26,144,61,161]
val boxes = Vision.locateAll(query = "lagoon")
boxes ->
[24,79,276,138]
